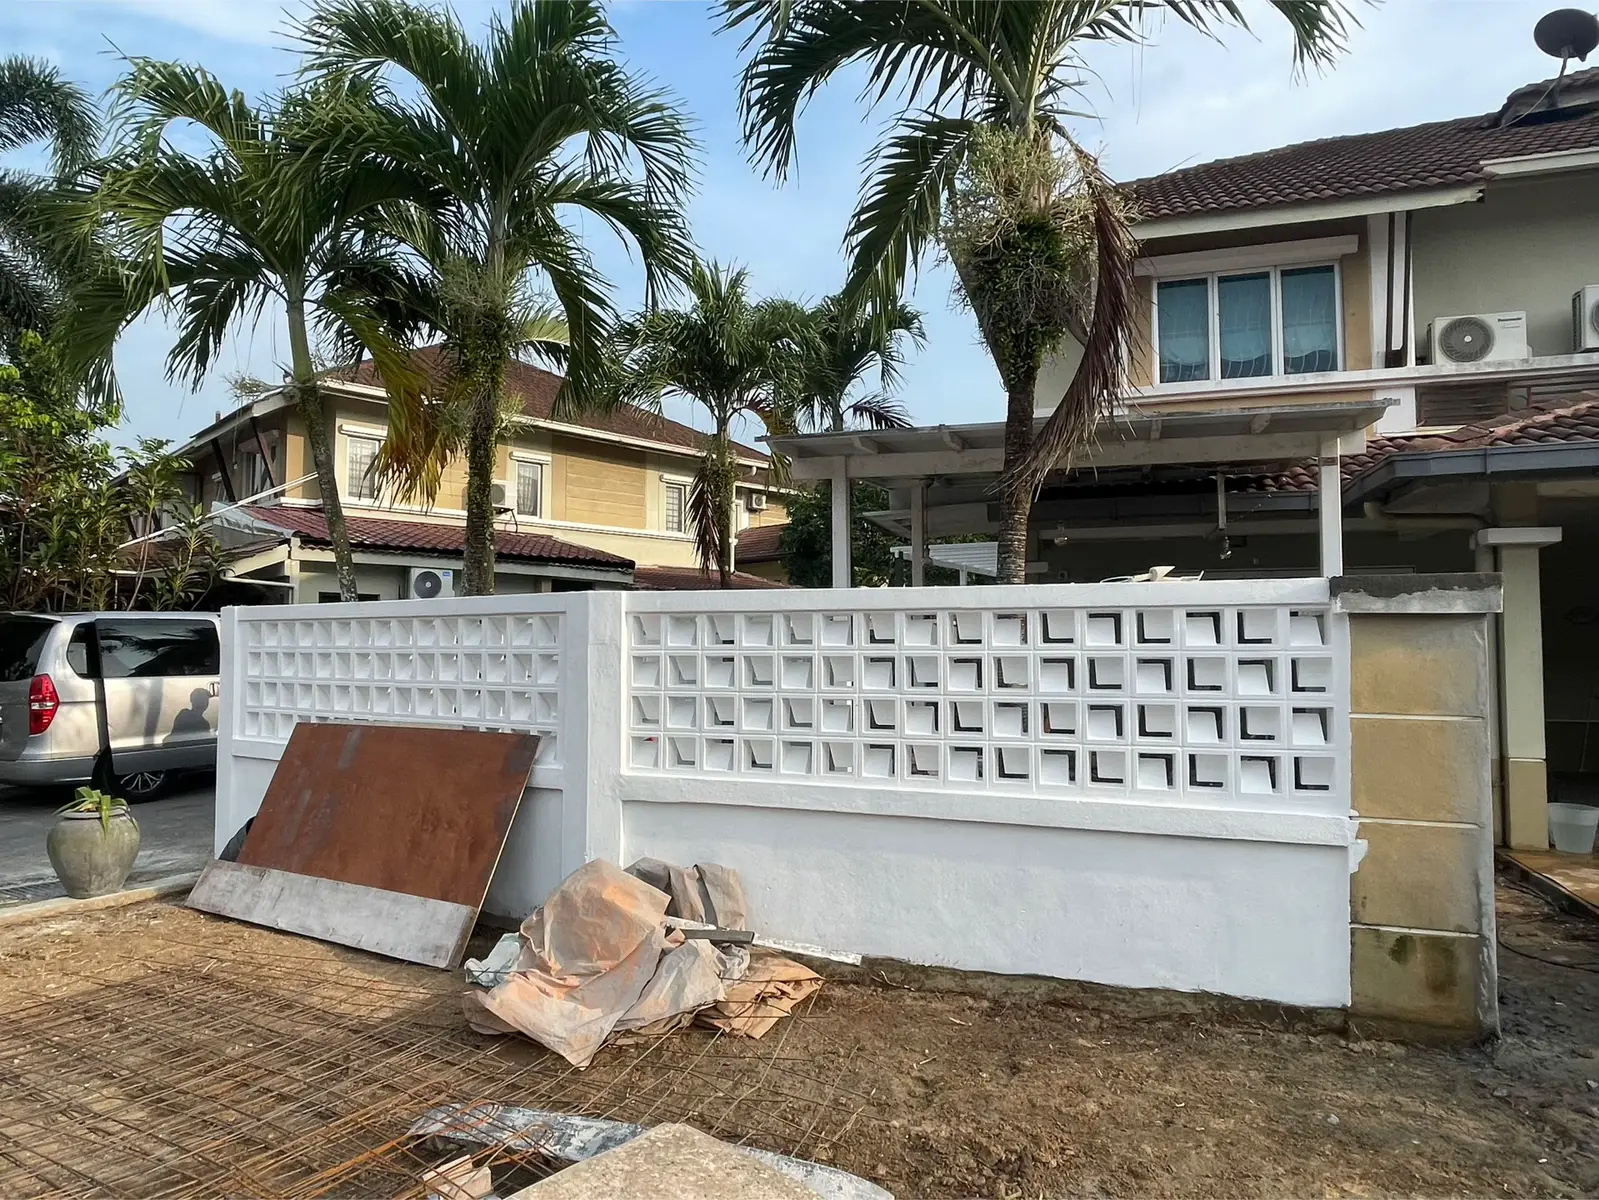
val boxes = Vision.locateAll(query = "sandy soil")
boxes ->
[0,874,1594,1199]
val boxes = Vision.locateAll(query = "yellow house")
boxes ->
[180,347,788,600]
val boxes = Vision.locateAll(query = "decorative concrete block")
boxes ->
[1352,821,1483,934]
[1350,926,1485,1033]
[1351,716,1488,823]
[1349,614,1489,719]
[509,1122,818,1200]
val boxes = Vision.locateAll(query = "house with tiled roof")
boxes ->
[177,346,789,599]
[773,58,1599,860]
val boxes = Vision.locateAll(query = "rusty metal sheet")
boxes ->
[237,722,536,905]
[192,723,536,967]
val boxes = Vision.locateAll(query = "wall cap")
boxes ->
[1331,573,1502,615]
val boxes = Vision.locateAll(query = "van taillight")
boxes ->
[28,674,59,735]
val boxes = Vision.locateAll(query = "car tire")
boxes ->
[113,770,171,801]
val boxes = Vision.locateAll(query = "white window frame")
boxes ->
[510,452,549,519]
[1151,261,1343,387]
[661,476,690,535]
[343,430,384,504]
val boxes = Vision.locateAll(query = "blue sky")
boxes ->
[0,0,1566,446]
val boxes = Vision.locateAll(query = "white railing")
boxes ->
[218,579,1356,1008]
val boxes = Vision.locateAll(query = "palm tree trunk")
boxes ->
[995,371,1038,585]
[461,384,498,596]
[287,298,358,602]
[715,421,733,589]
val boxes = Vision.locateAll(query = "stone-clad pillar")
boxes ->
[1334,575,1502,1038]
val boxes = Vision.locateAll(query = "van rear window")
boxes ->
[0,617,55,682]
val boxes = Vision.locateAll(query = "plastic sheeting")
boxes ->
[463,858,818,1067]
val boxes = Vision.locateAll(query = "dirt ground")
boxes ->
[0,874,1595,1199]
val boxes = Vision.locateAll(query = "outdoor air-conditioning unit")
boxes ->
[745,490,768,513]
[1574,285,1599,352]
[490,481,511,510]
[1427,311,1529,365]
[407,567,455,600]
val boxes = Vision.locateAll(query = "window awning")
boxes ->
[768,398,1392,485]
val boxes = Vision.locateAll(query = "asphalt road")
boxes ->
[0,779,215,891]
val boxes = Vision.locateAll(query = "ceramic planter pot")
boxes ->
[47,810,141,899]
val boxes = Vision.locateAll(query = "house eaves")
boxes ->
[1132,184,1484,242]
[1344,439,1599,508]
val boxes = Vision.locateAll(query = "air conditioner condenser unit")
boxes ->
[1575,285,1599,353]
[1427,311,1529,365]
[407,567,455,600]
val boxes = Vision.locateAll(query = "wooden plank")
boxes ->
[189,861,478,968]
[237,723,536,907]
[1501,848,1599,919]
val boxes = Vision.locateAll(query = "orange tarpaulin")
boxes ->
[463,858,820,1067]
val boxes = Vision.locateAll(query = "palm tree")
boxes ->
[70,61,427,600]
[612,260,816,585]
[0,56,98,354]
[796,293,923,433]
[297,0,696,595]
[725,0,1355,582]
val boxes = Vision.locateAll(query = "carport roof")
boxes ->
[769,399,1392,484]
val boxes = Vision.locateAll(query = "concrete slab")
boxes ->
[508,1123,817,1200]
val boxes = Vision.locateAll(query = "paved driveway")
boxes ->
[0,780,214,900]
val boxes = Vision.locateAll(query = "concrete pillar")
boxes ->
[909,482,926,588]
[1318,435,1343,577]
[829,460,851,589]
[1474,525,1562,850]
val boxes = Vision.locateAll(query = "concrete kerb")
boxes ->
[0,872,201,929]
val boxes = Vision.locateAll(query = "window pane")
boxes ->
[1218,272,1272,378]
[347,437,378,500]
[516,461,542,516]
[95,621,219,678]
[1157,278,1210,383]
[664,484,685,533]
[0,617,54,682]
[1281,266,1338,374]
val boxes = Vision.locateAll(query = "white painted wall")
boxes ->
[623,798,1350,1005]
[217,580,1355,1008]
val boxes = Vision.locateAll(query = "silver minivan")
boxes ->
[0,612,221,798]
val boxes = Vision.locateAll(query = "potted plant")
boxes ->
[47,787,141,899]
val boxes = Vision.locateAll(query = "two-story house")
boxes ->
[773,64,1599,858]
[180,346,788,600]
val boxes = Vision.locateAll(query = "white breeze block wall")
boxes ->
[217,580,1356,1008]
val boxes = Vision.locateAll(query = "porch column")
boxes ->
[830,459,851,589]
[909,481,926,587]
[1474,525,1562,850]
[1317,435,1343,577]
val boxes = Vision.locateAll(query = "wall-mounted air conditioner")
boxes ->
[1427,311,1529,365]
[490,481,511,510]
[745,490,768,512]
[407,567,455,600]
[1574,286,1599,353]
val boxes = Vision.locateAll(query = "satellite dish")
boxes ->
[1534,8,1599,62]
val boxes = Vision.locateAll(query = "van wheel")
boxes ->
[115,771,171,800]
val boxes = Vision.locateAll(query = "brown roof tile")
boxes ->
[1241,395,1599,493]
[632,565,787,590]
[734,523,786,563]
[242,506,632,570]
[1131,69,1599,222]
[338,345,768,462]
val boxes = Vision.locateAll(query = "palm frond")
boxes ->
[0,56,98,174]
[842,112,975,316]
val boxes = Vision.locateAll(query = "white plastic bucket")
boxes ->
[1548,802,1599,854]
